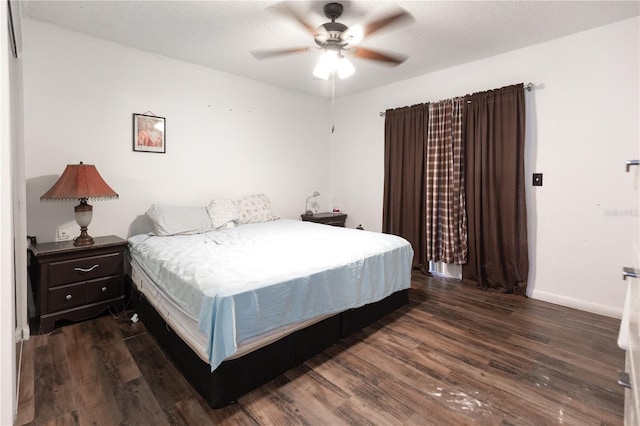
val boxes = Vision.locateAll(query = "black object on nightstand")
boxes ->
[28,235,127,334]
[300,212,347,227]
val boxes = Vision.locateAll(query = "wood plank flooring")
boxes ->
[17,272,625,425]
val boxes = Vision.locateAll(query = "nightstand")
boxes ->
[28,235,127,334]
[300,212,347,227]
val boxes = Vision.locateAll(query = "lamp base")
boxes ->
[74,200,94,246]
[74,227,94,246]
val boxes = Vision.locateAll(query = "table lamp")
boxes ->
[40,162,118,246]
[305,191,320,215]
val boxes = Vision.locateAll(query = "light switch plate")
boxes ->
[533,173,543,186]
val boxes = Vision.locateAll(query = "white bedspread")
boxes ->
[128,219,413,370]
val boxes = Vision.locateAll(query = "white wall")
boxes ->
[22,20,331,243]
[21,16,639,320]
[1,2,18,423]
[331,17,640,317]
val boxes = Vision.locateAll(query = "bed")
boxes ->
[127,200,413,408]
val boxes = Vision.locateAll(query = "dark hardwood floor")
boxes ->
[16,272,625,425]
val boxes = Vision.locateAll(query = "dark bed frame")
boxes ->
[128,278,409,408]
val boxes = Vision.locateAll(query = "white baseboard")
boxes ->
[14,339,23,424]
[530,289,623,319]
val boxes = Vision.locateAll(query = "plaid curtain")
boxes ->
[425,98,467,264]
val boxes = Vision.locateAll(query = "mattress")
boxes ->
[129,258,334,363]
[128,219,414,370]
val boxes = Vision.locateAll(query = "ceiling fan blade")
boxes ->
[362,9,413,39]
[251,47,312,60]
[268,2,318,37]
[351,47,407,65]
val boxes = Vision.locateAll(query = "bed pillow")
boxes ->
[206,198,240,229]
[146,204,213,236]
[234,194,278,224]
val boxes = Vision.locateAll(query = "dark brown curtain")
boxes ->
[383,104,429,270]
[463,84,529,293]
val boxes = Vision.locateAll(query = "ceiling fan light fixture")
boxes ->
[313,49,339,79]
[312,66,330,80]
[337,56,355,79]
[313,49,354,80]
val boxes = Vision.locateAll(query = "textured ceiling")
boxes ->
[21,1,640,98]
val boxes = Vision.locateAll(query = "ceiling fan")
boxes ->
[251,2,413,80]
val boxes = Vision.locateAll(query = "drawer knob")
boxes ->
[74,264,99,273]
[101,286,108,293]
[65,294,72,301]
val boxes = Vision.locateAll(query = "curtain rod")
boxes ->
[379,82,535,117]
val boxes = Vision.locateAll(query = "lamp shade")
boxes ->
[40,162,118,202]
[313,50,339,80]
[40,162,117,246]
[337,57,355,79]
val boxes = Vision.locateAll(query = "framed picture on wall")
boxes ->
[133,113,166,153]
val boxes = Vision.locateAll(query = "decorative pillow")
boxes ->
[206,198,241,229]
[234,194,278,224]
[145,204,213,236]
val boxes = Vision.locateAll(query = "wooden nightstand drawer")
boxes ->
[29,235,128,333]
[48,282,88,312]
[87,276,121,303]
[48,252,122,287]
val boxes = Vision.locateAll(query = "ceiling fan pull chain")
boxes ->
[331,74,336,134]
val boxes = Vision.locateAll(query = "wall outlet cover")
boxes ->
[55,226,72,241]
